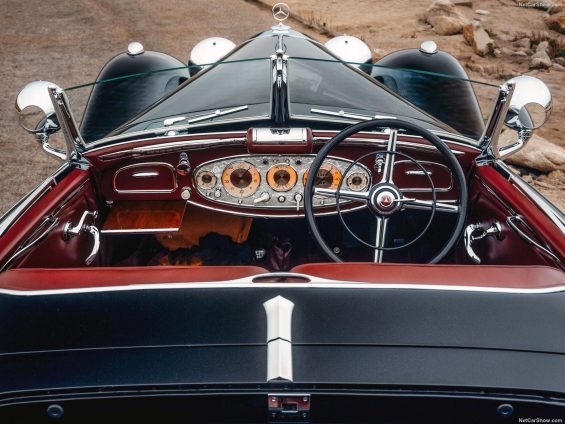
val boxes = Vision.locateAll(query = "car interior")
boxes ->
[0,124,563,291]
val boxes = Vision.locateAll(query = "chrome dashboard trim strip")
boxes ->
[186,199,368,218]
[99,138,247,159]
[313,136,466,156]
[112,162,177,194]
[1,272,564,296]
[88,115,269,149]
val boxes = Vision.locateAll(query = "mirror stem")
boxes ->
[478,81,515,162]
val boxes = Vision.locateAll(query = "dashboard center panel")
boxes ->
[193,155,371,211]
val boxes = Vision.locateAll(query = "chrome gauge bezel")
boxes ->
[221,161,261,198]
[192,154,372,210]
[195,170,218,190]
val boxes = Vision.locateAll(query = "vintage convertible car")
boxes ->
[1,4,565,422]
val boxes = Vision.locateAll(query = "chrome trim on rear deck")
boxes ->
[0,272,564,296]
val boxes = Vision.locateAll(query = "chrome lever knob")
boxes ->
[84,225,100,265]
[464,222,503,264]
[62,210,100,265]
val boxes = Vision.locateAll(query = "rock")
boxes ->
[545,12,565,34]
[503,132,565,173]
[425,0,469,35]
[530,41,553,68]
[500,47,513,55]
[553,63,565,71]
[555,57,565,65]
[536,40,551,54]
[514,37,532,49]
[463,21,495,56]
[453,0,473,7]
[494,48,502,57]
[475,9,490,15]
[531,51,553,68]
[549,0,565,14]
[512,50,528,57]
[466,61,484,73]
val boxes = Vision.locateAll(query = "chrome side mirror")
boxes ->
[499,76,552,158]
[15,81,66,160]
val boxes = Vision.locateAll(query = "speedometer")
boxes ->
[303,163,342,190]
[222,161,261,198]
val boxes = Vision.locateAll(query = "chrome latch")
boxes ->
[268,394,310,423]
[464,221,503,264]
[62,210,100,265]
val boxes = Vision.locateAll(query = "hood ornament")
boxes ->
[272,2,290,23]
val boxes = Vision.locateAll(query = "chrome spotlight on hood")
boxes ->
[188,37,236,77]
[324,35,372,74]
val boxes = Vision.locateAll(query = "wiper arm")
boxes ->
[310,108,397,121]
[163,105,249,127]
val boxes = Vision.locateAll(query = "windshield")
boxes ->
[64,31,500,147]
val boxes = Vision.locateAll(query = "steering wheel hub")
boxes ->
[369,185,401,216]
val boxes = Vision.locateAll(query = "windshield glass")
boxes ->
[64,32,500,147]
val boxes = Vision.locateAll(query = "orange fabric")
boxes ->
[155,206,252,250]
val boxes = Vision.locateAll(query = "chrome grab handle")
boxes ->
[62,210,100,265]
[506,215,560,263]
[84,225,100,265]
[464,222,503,264]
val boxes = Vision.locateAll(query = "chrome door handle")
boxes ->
[63,210,100,265]
[84,225,100,265]
[464,222,503,264]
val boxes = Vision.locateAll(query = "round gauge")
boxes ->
[222,161,261,198]
[195,170,217,190]
[345,172,369,191]
[267,163,298,192]
[303,163,343,190]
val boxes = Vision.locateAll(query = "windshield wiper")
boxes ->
[310,108,397,121]
[163,105,249,127]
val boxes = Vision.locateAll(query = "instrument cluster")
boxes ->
[192,155,371,211]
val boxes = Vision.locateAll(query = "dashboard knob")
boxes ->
[253,192,271,204]
[293,193,303,211]
[176,152,191,176]
[214,189,222,198]
[181,187,191,200]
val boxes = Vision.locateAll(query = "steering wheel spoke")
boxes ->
[380,129,398,184]
[402,198,459,214]
[373,216,388,263]
[314,187,370,203]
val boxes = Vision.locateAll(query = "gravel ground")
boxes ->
[0,0,562,213]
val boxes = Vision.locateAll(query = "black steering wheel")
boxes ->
[304,119,468,264]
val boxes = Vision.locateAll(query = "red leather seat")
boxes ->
[0,266,269,291]
[291,263,565,289]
